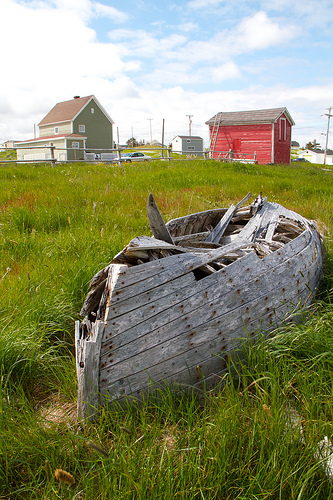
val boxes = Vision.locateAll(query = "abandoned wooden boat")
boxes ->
[76,193,323,418]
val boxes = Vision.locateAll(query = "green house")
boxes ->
[16,95,114,161]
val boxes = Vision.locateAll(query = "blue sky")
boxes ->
[1,0,333,147]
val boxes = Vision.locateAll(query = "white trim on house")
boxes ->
[73,95,115,125]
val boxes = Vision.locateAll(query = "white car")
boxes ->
[121,152,151,162]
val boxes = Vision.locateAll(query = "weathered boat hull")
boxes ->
[76,199,323,418]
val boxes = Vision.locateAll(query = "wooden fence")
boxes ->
[0,145,258,164]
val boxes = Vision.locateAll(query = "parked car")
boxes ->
[121,152,151,162]
[292,158,309,162]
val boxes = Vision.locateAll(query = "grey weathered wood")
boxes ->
[100,238,319,375]
[76,194,323,416]
[102,239,316,348]
[205,191,251,243]
[76,320,104,419]
[265,211,280,242]
[100,269,320,396]
[147,193,174,244]
[173,231,210,244]
[103,230,312,320]
[80,279,107,317]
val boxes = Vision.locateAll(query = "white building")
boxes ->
[298,149,333,165]
[172,135,204,156]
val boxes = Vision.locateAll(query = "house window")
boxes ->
[79,124,85,133]
[71,142,79,148]
[91,108,95,114]
[188,146,195,150]
[186,139,191,143]
[54,127,59,134]
[279,118,286,141]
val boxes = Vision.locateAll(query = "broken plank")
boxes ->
[147,193,174,244]
[205,192,252,243]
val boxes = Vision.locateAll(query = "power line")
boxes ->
[147,118,153,143]
[324,106,333,164]
[186,115,193,136]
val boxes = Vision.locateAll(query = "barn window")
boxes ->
[186,139,191,143]
[279,118,286,141]
[188,146,195,150]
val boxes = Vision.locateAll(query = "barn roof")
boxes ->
[206,108,295,126]
[38,95,114,126]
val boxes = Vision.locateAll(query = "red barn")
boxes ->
[205,107,295,165]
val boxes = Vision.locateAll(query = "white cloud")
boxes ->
[210,62,243,82]
[187,0,222,8]
[177,22,200,32]
[232,11,297,51]
[92,2,128,22]
[108,29,187,58]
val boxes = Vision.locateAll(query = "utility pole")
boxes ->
[161,118,165,158]
[147,118,153,144]
[324,107,333,165]
[186,115,193,136]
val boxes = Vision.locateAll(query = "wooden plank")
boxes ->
[99,269,320,398]
[252,203,281,241]
[167,208,227,237]
[250,193,265,215]
[102,237,316,346]
[100,238,318,372]
[205,203,236,242]
[232,201,286,243]
[173,231,210,244]
[106,289,307,400]
[102,260,322,394]
[105,271,196,319]
[205,192,252,243]
[103,230,311,318]
[265,211,281,242]
[147,193,174,244]
[76,321,104,419]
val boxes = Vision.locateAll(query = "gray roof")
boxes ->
[173,135,203,140]
[205,107,295,126]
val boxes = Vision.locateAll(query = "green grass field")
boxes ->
[0,159,332,499]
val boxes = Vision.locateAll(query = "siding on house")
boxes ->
[39,121,72,137]
[66,138,86,161]
[16,137,66,161]
[273,116,292,164]
[172,135,204,155]
[206,108,294,165]
[73,101,113,150]
[16,134,86,161]
[212,123,273,164]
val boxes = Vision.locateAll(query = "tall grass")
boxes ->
[0,159,332,498]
